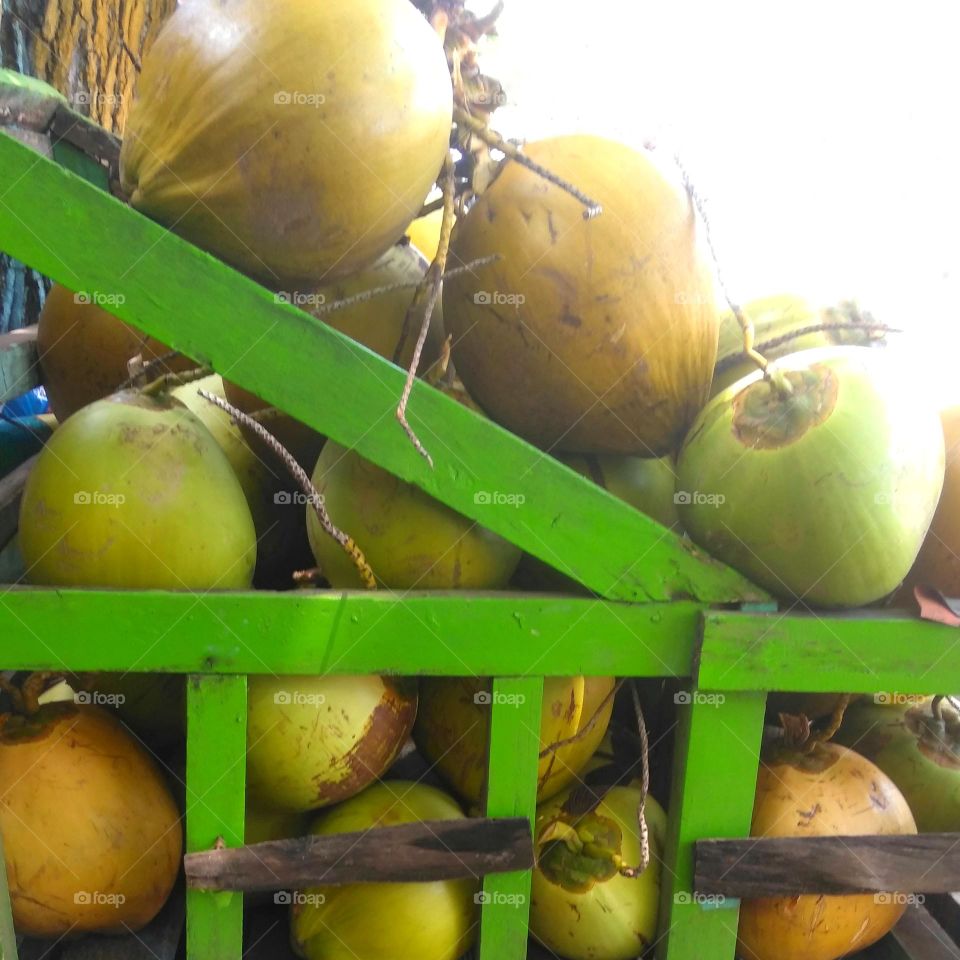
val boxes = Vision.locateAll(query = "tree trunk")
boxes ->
[0,0,176,335]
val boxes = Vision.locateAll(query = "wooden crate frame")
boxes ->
[1,77,959,960]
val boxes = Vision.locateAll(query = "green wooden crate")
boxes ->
[0,83,955,960]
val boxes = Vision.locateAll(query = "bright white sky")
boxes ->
[474,0,960,405]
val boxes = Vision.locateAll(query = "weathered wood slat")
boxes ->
[0,324,40,403]
[0,128,766,604]
[185,817,532,892]
[890,903,960,960]
[695,834,960,897]
[0,454,36,549]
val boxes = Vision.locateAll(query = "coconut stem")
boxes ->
[140,366,212,397]
[453,106,602,219]
[810,694,852,744]
[316,255,499,319]
[119,349,187,391]
[394,151,457,468]
[619,680,651,878]
[197,390,377,590]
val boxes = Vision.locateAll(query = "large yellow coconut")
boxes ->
[307,441,521,589]
[414,676,616,807]
[37,283,191,421]
[246,674,417,812]
[120,0,453,288]
[738,741,917,960]
[222,242,446,472]
[445,135,719,455]
[290,781,477,960]
[0,703,181,936]
[19,391,256,589]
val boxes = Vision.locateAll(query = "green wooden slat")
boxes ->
[50,142,109,190]
[186,675,246,960]
[480,676,543,960]
[699,611,960,694]
[0,589,699,677]
[0,130,764,605]
[656,689,766,960]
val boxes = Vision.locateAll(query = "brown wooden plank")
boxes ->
[695,834,960,897]
[0,325,40,404]
[926,893,960,945]
[890,902,960,960]
[48,104,120,181]
[0,454,37,550]
[185,817,532,893]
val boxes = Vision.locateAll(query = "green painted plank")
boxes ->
[50,142,109,190]
[0,589,699,677]
[186,675,246,960]
[0,130,764,605]
[699,612,960,694]
[656,689,766,960]
[480,676,543,960]
[0,825,18,960]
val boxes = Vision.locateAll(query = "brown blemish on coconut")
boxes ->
[731,364,839,450]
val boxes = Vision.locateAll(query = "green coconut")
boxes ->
[246,674,417,813]
[677,346,945,607]
[19,391,256,589]
[711,295,884,397]
[835,698,960,832]
[307,441,521,589]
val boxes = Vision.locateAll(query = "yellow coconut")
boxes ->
[414,676,616,807]
[738,741,917,960]
[308,441,521,590]
[445,135,718,455]
[18,390,256,589]
[120,0,452,288]
[291,781,477,960]
[0,703,181,936]
[246,674,417,812]
[171,375,312,587]
[37,282,191,421]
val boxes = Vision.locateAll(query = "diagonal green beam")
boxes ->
[0,130,764,605]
